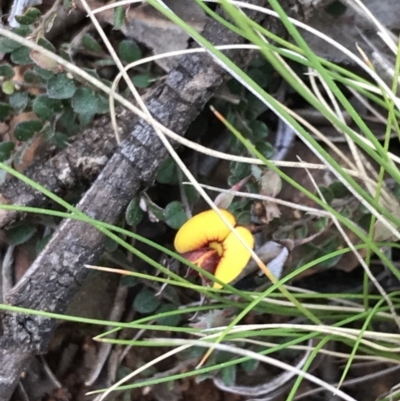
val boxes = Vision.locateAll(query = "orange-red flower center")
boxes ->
[182,241,224,276]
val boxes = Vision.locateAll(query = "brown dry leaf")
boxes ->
[373,203,400,242]
[12,65,42,95]
[264,201,281,222]
[258,170,282,223]
[0,122,10,140]
[189,310,234,329]
[9,111,48,172]
[260,170,282,198]
[30,50,61,73]
[214,175,250,208]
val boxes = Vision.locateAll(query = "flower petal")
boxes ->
[182,248,220,274]
[174,209,236,253]
[213,226,254,289]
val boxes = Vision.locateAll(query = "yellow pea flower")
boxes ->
[174,209,254,289]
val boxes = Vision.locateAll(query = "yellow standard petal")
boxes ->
[213,226,254,289]
[174,209,236,253]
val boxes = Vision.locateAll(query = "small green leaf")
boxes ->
[325,0,347,16]
[0,103,13,121]
[71,87,99,115]
[156,157,178,184]
[220,365,236,386]
[47,132,69,149]
[256,141,274,159]
[249,120,268,141]
[329,181,349,199]
[314,217,329,232]
[251,165,262,181]
[184,185,199,204]
[57,107,78,135]
[120,275,138,287]
[240,358,259,372]
[0,142,15,161]
[247,67,271,88]
[6,224,37,245]
[0,38,22,53]
[78,112,95,127]
[37,37,56,53]
[117,366,132,382]
[0,64,15,79]
[164,201,188,229]
[15,7,41,25]
[82,68,100,79]
[163,286,180,304]
[295,224,308,239]
[126,198,144,226]
[147,201,165,222]
[33,95,62,120]
[132,74,152,88]
[230,200,250,215]
[133,289,160,314]
[2,81,15,95]
[13,26,31,37]
[114,5,125,30]
[63,0,73,9]
[11,46,32,65]
[236,211,251,225]
[47,73,76,99]
[14,120,43,141]
[82,34,103,53]
[227,175,240,187]
[230,161,251,179]
[156,304,181,326]
[34,64,55,80]
[341,205,352,218]
[96,95,110,114]
[118,40,142,63]
[24,69,41,84]
[318,185,334,204]
[247,180,258,194]
[36,234,52,254]
[104,236,119,252]
[10,91,29,114]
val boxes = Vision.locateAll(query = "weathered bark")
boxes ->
[0,3,270,400]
